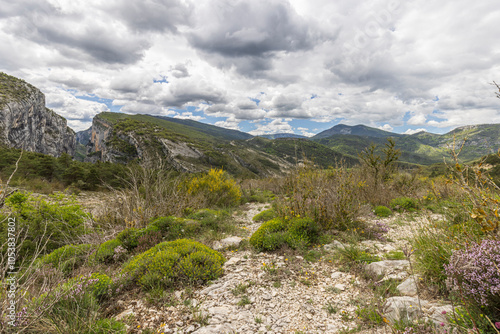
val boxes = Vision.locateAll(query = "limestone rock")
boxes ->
[192,323,235,334]
[397,275,419,296]
[0,73,75,157]
[324,240,346,251]
[384,296,429,323]
[224,257,241,267]
[365,260,409,277]
[214,237,243,250]
[115,309,135,321]
[428,305,454,325]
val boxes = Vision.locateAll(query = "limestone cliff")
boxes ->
[85,114,202,171]
[0,72,76,156]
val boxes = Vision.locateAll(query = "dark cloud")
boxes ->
[3,0,150,65]
[187,0,329,75]
[189,0,317,56]
[170,63,190,78]
[107,0,192,33]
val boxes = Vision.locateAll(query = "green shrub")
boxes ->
[385,250,405,260]
[261,232,286,251]
[337,244,380,265]
[410,219,481,289]
[187,209,228,231]
[90,239,123,264]
[374,205,392,217]
[286,217,320,246]
[88,273,112,300]
[121,239,225,290]
[116,228,141,251]
[82,318,126,334]
[390,197,418,212]
[30,272,110,333]
[187,209,220,221]
[37,244,94,275]
[249,217,320,251]
[249,218,287,251]
[1,192,89,258]
[252,208,276,222]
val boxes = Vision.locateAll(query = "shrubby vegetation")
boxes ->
[120,239,225,290]
[184,168,242,207]
[0,146,127,192]
[37,244,95,275]
[0,192,90,259]
[3,130,500,333]
[374,205,392,217]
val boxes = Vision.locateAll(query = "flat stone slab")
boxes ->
[324,240,346,251]
[365,260,409,277]
[384,296,429,323]
[192,323,235,334]
[213,236,243,250]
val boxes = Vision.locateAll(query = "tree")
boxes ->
[358,138,401,188]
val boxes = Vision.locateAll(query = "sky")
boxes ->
[0,0,499,136]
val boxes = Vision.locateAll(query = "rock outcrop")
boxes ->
[0,72,75,156]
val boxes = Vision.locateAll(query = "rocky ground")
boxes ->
[105,202,453,334]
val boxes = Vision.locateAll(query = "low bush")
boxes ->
[249,217,320,251]
[28,273,111,333]
[90,239,123,264]
[37,244,94,275]
[252,208,276,222]
[411,219,482,290]
[187,209,228,231]
[445,239,500,323]
[337,244,380,265]
[274,163,362,231]
[116,228,140,251]
[285,217,320,248]
[136,230,163,253]
[120,239,225,290]
[374,205,392,217]
[1,192,90,259]
[390,197,418,212]
[249,218,287,251]
[82,318,126,334]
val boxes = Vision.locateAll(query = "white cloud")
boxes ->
[404,128,426,135]
[173,112,205,121]
[249,119,294,136]
[0,0,499,135]
[379,124,393,132]
[407,113,427,126]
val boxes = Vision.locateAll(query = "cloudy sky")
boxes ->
[1,0,499,136]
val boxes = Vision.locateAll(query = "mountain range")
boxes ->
[1,72,500,176]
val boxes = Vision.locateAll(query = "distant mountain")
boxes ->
[312,123,500,165]
[76,127,92,145]
[84,112,353,176]
[154,115,253,141]
[313,124,403,140]
[259,133,307,139]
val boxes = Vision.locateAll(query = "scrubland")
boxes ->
[0,141,499,334]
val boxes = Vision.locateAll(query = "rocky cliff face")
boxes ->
[0,73,76,156]
[85,115,201,171]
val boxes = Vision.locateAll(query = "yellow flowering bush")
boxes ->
[121,239,225,290]
[185,168,241,207]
